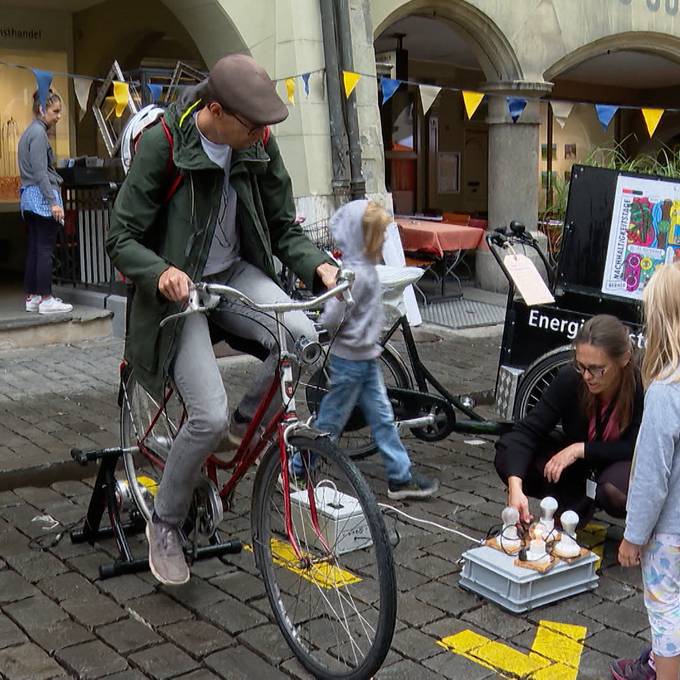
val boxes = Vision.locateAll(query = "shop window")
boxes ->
[0,49,71,204]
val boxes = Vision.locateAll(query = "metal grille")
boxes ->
[55,186,116,288]
[301,219,335,252]
[420,298,506,329]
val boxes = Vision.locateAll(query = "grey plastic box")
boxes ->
[459,545,598,613]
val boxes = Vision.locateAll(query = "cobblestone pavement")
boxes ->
[0,327,647,679]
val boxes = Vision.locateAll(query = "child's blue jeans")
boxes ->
[293,354,412,484]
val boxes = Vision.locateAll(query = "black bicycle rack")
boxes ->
[69,446,242,579]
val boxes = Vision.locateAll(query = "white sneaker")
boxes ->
[38,297,73,315]
[25,295,41,312]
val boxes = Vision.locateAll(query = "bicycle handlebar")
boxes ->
[485,223,554,289]
[160,268,355,328]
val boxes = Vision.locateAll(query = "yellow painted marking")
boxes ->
[244,540,361,589]
[439,620,586,679]
[577,521,607,571]
[136,476,158,496]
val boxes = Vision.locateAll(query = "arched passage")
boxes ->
[373,0,522,82]
[539,33,680,211]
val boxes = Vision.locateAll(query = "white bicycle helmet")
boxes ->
[120,104,166,175]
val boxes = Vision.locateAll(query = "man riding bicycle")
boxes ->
[106,54,338,586]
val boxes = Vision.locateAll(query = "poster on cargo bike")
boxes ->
[602,174,680,300]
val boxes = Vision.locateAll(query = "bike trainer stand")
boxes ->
[69,446,242,579]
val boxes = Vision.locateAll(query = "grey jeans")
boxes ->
[154,260,317,524]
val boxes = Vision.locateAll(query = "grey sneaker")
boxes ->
[387,474,439,500]
[146,514,190,586]
[214,412,249,454]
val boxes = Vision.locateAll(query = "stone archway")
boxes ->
[372,0,523,83]
[161,0,248,68]
[544,31,680,82]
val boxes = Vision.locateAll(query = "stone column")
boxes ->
[475,81,552,292]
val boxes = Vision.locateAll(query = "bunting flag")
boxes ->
[302,73,311,97]
[462,91,484,120]
[595,104,618,131]
[380,77,400,105]
[507,97,528,123]
[285,77,295,105]
[147,83,163,103]
[343,71,361,98]
[32,68,53,109]
[113,81,130,118]
[550,101,575,128]
[641,108,664,137]
[73,77,93,121]
[419,85,441,115]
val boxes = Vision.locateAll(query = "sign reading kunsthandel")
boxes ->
[619,0,679,14]
[0,26,43,41]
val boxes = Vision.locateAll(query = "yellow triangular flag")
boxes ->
[343,71,361,98]
[462,91,484,120]
[113,81,129,118]
[285,77,295,105]
[642,108,664,137]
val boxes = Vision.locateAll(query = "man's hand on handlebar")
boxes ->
[315,262,339,290]
[158,266,193,303]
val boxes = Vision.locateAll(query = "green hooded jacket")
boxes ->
[106,95,331,399]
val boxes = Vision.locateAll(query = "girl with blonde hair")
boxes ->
[613,262,680,680]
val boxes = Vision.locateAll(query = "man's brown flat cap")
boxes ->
[205,53,289,126]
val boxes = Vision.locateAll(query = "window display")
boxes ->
[0,49,71,203]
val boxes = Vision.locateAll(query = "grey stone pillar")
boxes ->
[476,81,552,292]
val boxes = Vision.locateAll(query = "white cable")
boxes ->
[377,503,483,545]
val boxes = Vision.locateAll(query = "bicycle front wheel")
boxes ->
[251,434,396,680]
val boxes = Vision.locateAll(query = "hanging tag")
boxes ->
[586,474,597,500]
[503,252,555,306]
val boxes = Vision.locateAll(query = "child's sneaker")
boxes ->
[25,295,41,312]
[387,474,439,500]
[610,646,655,679]
[38,296,73,315]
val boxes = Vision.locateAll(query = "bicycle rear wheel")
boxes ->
[120,369,185,522]
[304,344,411,460]
[251,434,396,680]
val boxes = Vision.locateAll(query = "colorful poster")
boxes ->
[602,175,680,300]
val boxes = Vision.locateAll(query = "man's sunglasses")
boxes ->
[229,111,265,135]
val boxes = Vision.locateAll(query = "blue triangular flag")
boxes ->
[302,73,311,97]
[32,68,53,109]
[147,84,163,103]
[507,97,527,123]
[595,104,619,130]
[381,78,401,105]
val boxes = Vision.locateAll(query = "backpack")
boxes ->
[120,104,271,205]
[120,105,183,204]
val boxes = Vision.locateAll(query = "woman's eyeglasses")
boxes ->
[573,362,608,378]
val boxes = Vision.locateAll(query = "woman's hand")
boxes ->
[543,443,584,484]
[508,477,532,524]
[51,204,64,223]
[618,538,642,567]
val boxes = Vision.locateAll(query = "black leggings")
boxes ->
[494,448,631,520]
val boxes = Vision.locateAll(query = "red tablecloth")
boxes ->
[397,219,485,257]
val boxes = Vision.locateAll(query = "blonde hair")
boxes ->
[362,201,391,262]
[641,262,680,387]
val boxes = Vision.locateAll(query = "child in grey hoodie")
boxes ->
[295,200,438,500]
[613,262,680,680]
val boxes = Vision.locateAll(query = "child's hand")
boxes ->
[618,538,642,567]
